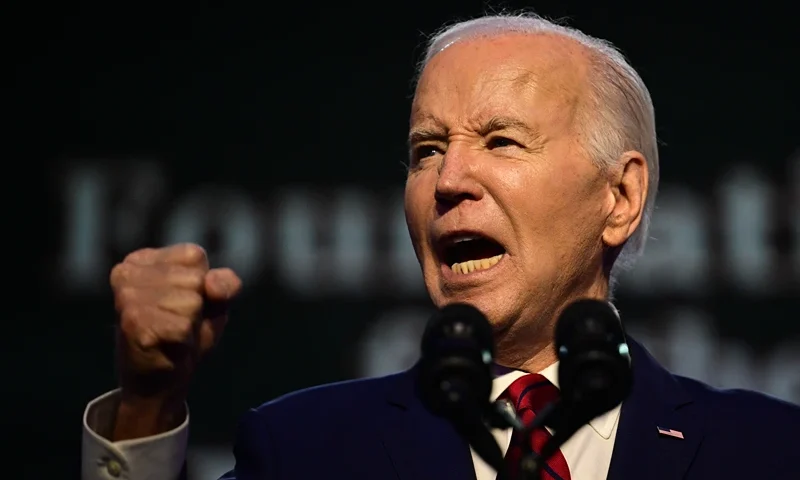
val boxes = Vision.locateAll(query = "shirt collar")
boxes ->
[489,362,620,440]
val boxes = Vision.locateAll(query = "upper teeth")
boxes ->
[452,235,481,244]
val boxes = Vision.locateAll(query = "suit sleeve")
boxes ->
[218,408,280,480]
[82,389,189,480]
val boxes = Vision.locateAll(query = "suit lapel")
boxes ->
[376,338,706,480]
[607,339,704,480]
[380,366,477,480]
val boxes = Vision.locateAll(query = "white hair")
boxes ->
[416,12,660,289]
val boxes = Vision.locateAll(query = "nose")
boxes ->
[434,147,484,210]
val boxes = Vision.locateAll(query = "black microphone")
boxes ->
[555,299,632,423]
[417,303,509,480]
[520,299,632,479]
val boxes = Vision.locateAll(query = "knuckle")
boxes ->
[114,286,139,308]
[160,289,204,316]
[124,248,154,263]
[190,271,206,290]
[173,317,194,338]
[179,243,207,264]
[135,327,160,350]
[184,291,204,312]
[172,265,204,290]
[110,263,132,287]
[119,306,144,332]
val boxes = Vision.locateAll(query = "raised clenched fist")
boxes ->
[110,243,242,405]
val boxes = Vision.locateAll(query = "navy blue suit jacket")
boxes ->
[219,338,800,479]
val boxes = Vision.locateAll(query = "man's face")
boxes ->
[404,34,619,362]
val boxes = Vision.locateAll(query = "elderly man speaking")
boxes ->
[81,13,799,480]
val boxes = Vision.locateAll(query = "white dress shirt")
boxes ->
[83,389,189,480]
[471,362,621,480]
[82,362,620,480]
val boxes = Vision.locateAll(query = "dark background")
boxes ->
[9,2,799,478]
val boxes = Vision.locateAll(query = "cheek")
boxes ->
[404,178,426,226]
[500,163,576,224]
[542,181,608,264]
[404,175,434,255]
[504,164,603,252]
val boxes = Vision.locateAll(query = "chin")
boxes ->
[432,288,513,327]
[475,302,518,333]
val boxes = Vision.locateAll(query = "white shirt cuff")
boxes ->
[82,389,189,480]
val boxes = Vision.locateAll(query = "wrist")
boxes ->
[112,391,187,441]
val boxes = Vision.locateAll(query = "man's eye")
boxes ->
[414,145,441,159]
[407,145,442,171]
[487,137,518,149]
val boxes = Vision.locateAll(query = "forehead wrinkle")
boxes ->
[497,34,591,125]
[467,64,537,97]
[412,33,592,137]
[486,51,586,131]
[413,58,537,119]
[461,68,537,126]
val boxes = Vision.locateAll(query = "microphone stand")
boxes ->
[442,381,513,480]
[485,399,563,480]
[518,414,580,480]
[459,413,512,480]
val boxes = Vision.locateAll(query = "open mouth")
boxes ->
[440,234,506,275]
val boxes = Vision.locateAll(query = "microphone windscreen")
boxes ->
[421,303,494,358]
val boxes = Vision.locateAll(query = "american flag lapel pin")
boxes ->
[657,426,684,439]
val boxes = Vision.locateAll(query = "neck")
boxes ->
[494,337,558,374]
[493,276,610,374]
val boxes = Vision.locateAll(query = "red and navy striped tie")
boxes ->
[502,373,571,480]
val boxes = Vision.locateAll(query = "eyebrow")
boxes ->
[408,113,447,146]
[408,126,445,146]
[408,115,541,146]
[478,116,541,139]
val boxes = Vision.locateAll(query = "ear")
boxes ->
[602,151,648,248]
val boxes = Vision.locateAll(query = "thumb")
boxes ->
[204,267,242,301]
